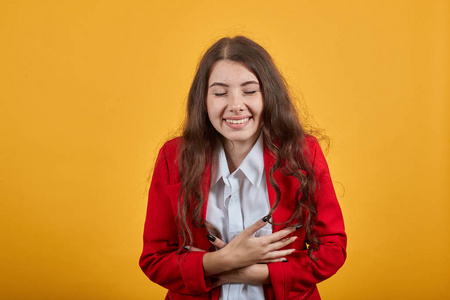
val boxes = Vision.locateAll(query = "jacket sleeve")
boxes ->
[139,143,214,295]
[267,139,347,300]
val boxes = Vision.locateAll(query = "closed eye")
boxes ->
[214,92,227,96]
[244,91,256,94]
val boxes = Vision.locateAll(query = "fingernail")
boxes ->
[262,216,268,222]
[296,225,303,230]
[206,234,216,242]
[282,259,289,262]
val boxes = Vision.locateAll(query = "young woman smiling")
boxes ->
[140,36,347,300]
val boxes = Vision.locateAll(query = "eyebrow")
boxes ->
[209,80,260,88]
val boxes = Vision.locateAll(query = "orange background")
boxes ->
[1,1,449,299]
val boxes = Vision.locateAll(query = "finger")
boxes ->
[212,280,222,289]
[264,226,297,243]
[259,257,288,263]
[242,215,270,237]
[184,246,205,252]
[207,234,227,249]
[262,248,296,261]
[268,236,297,252]
[212,277,225,288]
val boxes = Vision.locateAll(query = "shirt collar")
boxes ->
[210,146,227,188]
[210,133,265,188]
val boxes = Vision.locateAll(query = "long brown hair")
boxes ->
[178,36,320,258]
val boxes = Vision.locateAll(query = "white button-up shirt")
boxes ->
[206,134,272,300]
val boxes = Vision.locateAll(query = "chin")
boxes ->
[224,133,259,144]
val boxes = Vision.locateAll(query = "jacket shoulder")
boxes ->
[160,137,182,159]
[304,135,319,146]
[161,137,182,149]
[154,137,182,184]
[304,135,319,158]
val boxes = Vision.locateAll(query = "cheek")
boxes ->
[256,98,264,116]
[206,106,221,126]
[205,98,214,119]
[207,100,225,118]
[206,111,217,127]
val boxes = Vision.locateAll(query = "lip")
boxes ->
[223,116,252,120]
[223,116,252,129]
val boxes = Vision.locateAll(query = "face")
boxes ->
[206,60,264,151]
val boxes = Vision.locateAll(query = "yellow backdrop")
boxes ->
[1,0,449,299]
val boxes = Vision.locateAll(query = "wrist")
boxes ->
[203,249,233,276]
[215,264,270,285]
[217,247,236,271]
[239,264,269,285]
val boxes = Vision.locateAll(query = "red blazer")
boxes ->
[140,136,347,300]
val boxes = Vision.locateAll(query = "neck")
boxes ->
[222,137,258,174]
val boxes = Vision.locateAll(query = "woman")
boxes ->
[140,36,346,300]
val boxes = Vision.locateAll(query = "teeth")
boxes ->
[225,118,250,124]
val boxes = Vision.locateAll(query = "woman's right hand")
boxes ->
[202,217,298,276]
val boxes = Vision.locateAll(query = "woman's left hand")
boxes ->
[185,238,270,286]
[212,263,270,286]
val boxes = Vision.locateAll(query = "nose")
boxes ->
[229,92,245,114]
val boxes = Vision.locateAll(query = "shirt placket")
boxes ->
[227,174,243,240]
[227,173,243,299]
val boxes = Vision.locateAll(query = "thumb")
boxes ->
[183,245,205,252]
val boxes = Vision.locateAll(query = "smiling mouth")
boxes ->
[224,117,250,124]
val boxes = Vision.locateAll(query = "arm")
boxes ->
[267,139,347,299]
[139,143,214,295]
[214,264,270,286]
[202,217,297,276]
[198,222,299,286]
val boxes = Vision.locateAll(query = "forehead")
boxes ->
[208,60,258,85]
